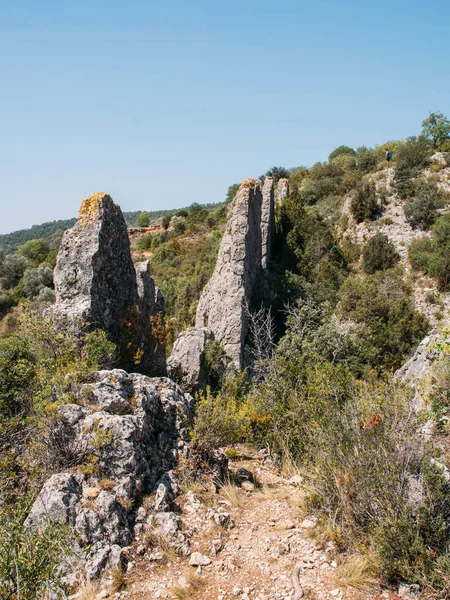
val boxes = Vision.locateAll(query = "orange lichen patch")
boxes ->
[78,192,108,227]
[240,177,257,188]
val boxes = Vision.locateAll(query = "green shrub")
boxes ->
[0,292,17,317]
[136,234,153,251]
[329,145,356,163]
[408,215,450,290]
[0,254,29,289]
[264,166,290,181]
[421,111,450,150]
[404,181,444,230]
[331,153,356,171]
[162,214,171,230]
[191,386,251,453]
[355,146,379,173]
[18,238,50,266]
[0,506,72,600]
[350,181,379,222]
[394,136,431,198]
[171,215,186,235]
[136,211,150,227]
[0,336,35,420]
[22,263,54,299]
[363,233,399,274]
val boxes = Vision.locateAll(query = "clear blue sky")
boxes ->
[1,0,449,234]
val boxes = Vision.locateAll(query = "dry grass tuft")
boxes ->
[171,571,206,599]
[332,554,378,591]
[219,481,245,507]
[77,578,101,600]
[110,566,126,594]
[254,485,290,503]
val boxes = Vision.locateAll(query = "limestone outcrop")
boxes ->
[167,327,214,391]
[52,193,166,376]
[261,176,275,269]
[25,370,193,579]
[277,178,289,202]
[195,179,263,370]
[168,178,276,379]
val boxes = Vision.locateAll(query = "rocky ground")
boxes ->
[114,448,399,600]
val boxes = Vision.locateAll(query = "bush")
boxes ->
[22,263,53,299]
[0,506,72,600]
[350,181,379,222]
[136,234,153,251]
[0,292,17,316]
[408,215,450,290]
[17,238,50,266]
[404,181,444,230]
[0,336,35,420]
[264,166,290,181]
[299,177,341,205]
[329,145,356,163]
[0,254,29,289]
[136,211,150,227]
[355,146,379,173]
[331,153,356,171]
[191,385,251,453]
[394,136,431,198]
[171,215,186,235]
[363,233,399,274]
[421,111,450,150]
[162,214,171,230]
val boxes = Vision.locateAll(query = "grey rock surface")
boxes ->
[261,177,275,269]
[53,193,136,345]
[52,194,166,376]
[25,370,194,579]
[167,327,214,391]
[195,180,263,370]
[276,178,289,202]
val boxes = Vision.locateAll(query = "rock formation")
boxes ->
[167,327,214,391]
[195,179,263,370]
[168,178,276,381]
[261,176,275,269]
[25,370,193,579]
[277,178,289,202]
[52,193,166,376]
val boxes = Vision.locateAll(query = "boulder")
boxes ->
[167,327,214,391]
[195,179,263,370]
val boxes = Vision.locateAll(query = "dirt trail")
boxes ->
[123,450,394,600]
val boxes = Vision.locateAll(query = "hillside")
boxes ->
[0,203,224,254]
[1,115,450,600]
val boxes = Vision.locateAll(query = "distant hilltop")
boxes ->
[0,203,223,253]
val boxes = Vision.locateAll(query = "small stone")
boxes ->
[398,583,420,598]
[330,589,340,597]
[241,481,255,492]
[330,560,337,568]
[189,552,212,567]
[300,516,317,529]
[136,544,145,556]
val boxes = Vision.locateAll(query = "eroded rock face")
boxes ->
[53,194,166,376]
[167,327,214,391]
[261,177,275,269]
[25,370,193,579]
[53,193,136,345]
[276,178,289,202]
[195,180,263,370]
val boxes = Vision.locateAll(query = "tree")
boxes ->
[136,212,150,227]
[421,112,450,150]
[225,183,240,204]
[264,166,290,182]
[350,181,379,223]
[17,238,49,265]
[363,233,399,274]
[161,215,171,230]
[0,255,29,289]
[329,145,356,163]
[22,263,54,299]
[404,181,443,230]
